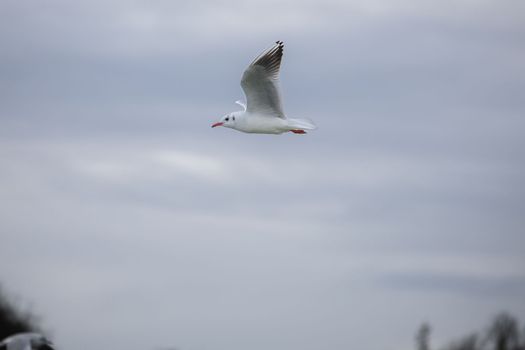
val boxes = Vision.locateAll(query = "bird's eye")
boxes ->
[232,116,235,121]
[225,117,229,121]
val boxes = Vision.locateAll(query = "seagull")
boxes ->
[0,333,55,350]
[211,41,317,134]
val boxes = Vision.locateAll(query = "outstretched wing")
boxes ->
[241,41,286,118]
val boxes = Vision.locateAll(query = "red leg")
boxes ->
[290,129,306,134]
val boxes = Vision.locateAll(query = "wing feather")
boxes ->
[240,41,286,118]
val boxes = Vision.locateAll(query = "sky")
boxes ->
[1,1,524,350]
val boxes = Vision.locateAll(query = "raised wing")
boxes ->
[241,41,286,118]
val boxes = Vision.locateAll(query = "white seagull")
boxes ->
[0,333,55,350]
[211,41,316,134]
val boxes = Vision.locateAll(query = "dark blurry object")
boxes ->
[421,312,525,350]
[0,285,42,341]
[416,323,431,350]
[0,333,54,350]
[445,334,479,350]
[487,313,519,350]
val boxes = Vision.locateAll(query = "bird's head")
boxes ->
[211,112,238,129]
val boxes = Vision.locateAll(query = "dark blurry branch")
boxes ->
[421,312,525,350]
[445,334,479,350]
[416,323,432,350]
[0,284,43,340]
[486,313,520,350]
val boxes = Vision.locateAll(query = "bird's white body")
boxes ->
[231,111,288,134]
[212,41,316,135]
[225,110,311,134]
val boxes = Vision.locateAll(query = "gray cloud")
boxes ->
[1,1,525,350]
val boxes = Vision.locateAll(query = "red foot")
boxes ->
[290,129,306,134]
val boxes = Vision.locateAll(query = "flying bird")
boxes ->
[212,41,317,134]
[0,333,55,350]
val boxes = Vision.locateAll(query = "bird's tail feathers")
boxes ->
[287,118,317,130]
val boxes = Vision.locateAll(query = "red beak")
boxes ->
[211,122,224,128]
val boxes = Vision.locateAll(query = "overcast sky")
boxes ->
[1,1,524,350]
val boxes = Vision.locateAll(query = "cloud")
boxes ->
[1,1,525,350]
